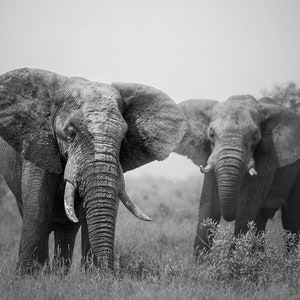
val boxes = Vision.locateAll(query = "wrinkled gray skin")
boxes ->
[0,68,187,274]
[175,96,300,257]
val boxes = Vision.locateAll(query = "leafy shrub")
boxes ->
[198,220,300,290]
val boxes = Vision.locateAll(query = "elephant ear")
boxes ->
[0,68,64,174]
[174,99,218,166]
[259,97,300,167]
[111,82,188,172]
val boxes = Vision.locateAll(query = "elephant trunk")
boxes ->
[81,154,119,270]
[214,142,245,221]
[63,138,152,270]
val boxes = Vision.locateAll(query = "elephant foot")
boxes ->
[194,220,219,260]
[193,246,211,264]
[80,256,109,274]
[284,231,300,254]
[16,259,49,276]
[51,257,72,276]
[80,255,115,277]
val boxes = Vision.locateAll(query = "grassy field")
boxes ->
[0,173,300,299]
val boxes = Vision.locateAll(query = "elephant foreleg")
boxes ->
[194,172,220,258]
[53,222,80,273]
[235,167,275,237]
[251,209,276,252]
[18,161,54,274]
[282,174,300,253]
[255,206,279,234]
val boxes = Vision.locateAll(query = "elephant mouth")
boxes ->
[63,180,151,223]
[200,160,258,177]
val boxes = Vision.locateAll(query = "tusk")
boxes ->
[200,164,212,174]
[249,167,258,176]
[119,189,151,222]
[64,181,79,223]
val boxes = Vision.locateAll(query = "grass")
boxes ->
[0,174,300,299]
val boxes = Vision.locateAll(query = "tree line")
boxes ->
[262,81,300,114]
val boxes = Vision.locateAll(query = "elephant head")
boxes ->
[0,68,187,270]
[175,95,300,222]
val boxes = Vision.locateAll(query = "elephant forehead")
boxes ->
[213,97,261,124]
[55,80,126,133]
[57,80,121,106]
[81,90,124,121]
[82,94,127,138]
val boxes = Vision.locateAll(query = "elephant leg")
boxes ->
[235,168,275,237]
[282,176,300,253]
[0,150,24,217]
[252,209,274,252]
[255,206,278,233]
[51,183,81,273]
[255,209,269,233]
[194,172,220,258]
[53,222,80,273]
[17,161,55,274]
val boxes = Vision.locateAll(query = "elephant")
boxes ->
[0,68,187,274]
[174,95,300,257]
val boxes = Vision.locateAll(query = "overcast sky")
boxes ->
[1,0,300,179]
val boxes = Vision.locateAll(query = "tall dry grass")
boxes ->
[0,174,299,299]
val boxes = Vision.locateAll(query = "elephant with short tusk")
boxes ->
[0,68,187,274]
[174,95,300,257]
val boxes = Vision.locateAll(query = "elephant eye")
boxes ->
[252,133,260,144]
[251,132,261,149]
[65,126,76,141]
[208,129,215,141]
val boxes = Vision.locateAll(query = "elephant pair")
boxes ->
[0,68,187,274]
[175,95,300,256]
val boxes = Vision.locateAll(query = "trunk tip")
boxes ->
[222,213,236,222]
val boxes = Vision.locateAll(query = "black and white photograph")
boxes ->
[0,1,300,299]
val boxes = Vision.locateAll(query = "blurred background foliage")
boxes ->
[262,81,300,114]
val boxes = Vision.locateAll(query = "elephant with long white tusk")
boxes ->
[0,68,187,274]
